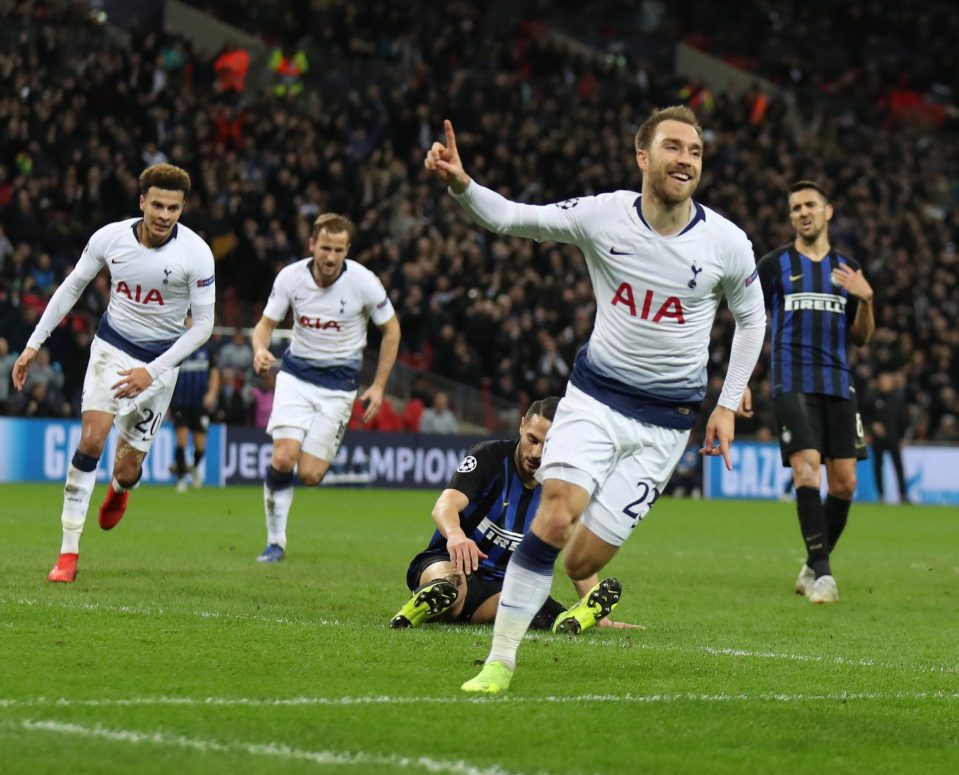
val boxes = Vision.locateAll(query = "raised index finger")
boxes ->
[444,119,457,153]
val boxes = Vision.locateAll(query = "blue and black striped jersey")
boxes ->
[426,438,540,581]
[171,345,212,409]
[757,244,863,398]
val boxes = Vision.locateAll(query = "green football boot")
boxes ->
[461,660,514,694]
[552,577,622,634]
[389,579,459,629]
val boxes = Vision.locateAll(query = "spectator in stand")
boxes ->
[214,367,252,425]
[252,369,276,430]
[23,347,66,402]
[536,334,570,397]
[863,371,911,504]
[419,391,459,434]
[0,225,13,270]
[933,415,959,443]
[21,381,71,418]
[217,328,255,380]
[213,42,250,95]
[0,336,17,414]
[0,0,957,447]
[31,253,57,294]
[268,43,309,97]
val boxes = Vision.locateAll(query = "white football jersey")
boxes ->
[455,185,765,427]
[89,219,214,340]
[264,257,395,370]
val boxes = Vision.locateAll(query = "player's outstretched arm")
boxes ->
[424,119,471,194]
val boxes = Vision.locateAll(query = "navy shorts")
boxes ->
[773,390,868,466]
[170,407,210,434]
[405,548,503,623]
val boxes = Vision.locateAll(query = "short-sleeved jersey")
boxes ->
[171,345,212,409]
[757,244,862,398]
[79,219,216,360]
[424,439,541,582]
[263,258,395,391]
[456,188,764,429]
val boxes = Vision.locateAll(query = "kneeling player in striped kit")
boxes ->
[390,397,639,634]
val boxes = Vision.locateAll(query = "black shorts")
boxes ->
[773,390,868,466]
[405,548,504,623]
[171,407,210,433]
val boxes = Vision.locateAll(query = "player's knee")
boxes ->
[830,476,856,500]
[538,487,582,526]
[78,432,108,456]
[793,464,820,489]
[535,514,573,546]
[271,451,296,472]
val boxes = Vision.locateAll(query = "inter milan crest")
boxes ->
[162,267,172,285]
[555,198,580,210]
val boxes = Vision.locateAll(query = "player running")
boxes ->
[425,107,766,693]
[12,163,216,582]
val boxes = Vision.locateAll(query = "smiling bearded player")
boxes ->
[424,105,767,693]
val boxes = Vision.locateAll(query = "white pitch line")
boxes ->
[2,719,545,775]
[2,690,958,710]
[527,633,959,675]
[4,595,955,676]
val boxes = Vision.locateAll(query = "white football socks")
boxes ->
[264,482,293,548]
[486,561,554,671]
[60,464,96,554]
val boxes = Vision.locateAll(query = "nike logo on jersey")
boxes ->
[789,273,803,281]
[609,247,634,255]
[111,259,123,265]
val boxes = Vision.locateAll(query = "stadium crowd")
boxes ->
[1,0,957,445]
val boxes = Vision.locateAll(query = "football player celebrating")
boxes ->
[425,107,766,693]
[13,163,216,583]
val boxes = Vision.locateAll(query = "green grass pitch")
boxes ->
[1,483,957,774]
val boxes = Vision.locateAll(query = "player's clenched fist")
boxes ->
[253,347,276,375]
